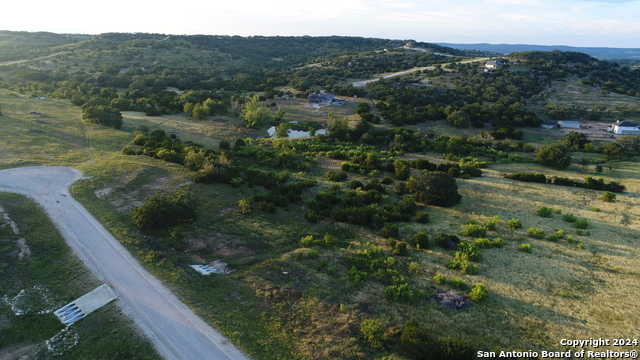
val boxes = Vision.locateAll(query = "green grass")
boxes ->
[0,193,159,359]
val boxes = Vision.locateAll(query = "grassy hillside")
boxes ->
[0,30,88,62]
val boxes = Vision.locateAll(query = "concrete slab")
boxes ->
[54,284,117,326]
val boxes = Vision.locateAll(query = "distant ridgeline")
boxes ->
[0,30,639,128]
[438,42,640,60]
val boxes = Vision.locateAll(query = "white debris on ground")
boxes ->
[0,205,20,235]
[46,327,80,356]
[16,238,31,260]
[53,284,118,326]
[190,260,231,275]
[267,126,328,139]
[1,285,57,316]
[94,187,113,200]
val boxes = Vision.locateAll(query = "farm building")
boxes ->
[485,60,505,70]
[557,121,582,129]
[609,121,640,135]
[308,92,346,105]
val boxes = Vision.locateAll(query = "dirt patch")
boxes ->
[435,289,470,310]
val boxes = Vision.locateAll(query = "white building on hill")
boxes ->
[609,121,640,135]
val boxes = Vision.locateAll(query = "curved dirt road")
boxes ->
[0,166,249,360]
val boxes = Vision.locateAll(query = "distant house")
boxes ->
[485,60,505,71]
[557,121,582,129]
[308,92,345,105]
[609,120,640,135]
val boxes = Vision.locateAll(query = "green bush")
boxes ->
[448,252,478,274]
[483,216,502,231]
[474,237,505,248]
[574,218,590,229]
[547,229,566,242]
[562,213,577,223]
[576,229,591,236]
[536,206,554,218]
[459,223,487,237]
[360,319,385,349]
[432,272,446,284]
[382,223,400,238]
[410,232,430,249]
[407,171,461,207]
[507,218,522,230]
[527,227,545,239]
[434,233,461,250]
[448,277,469,291]
[518,243,532,253]
[467,283,488,302]
[132,190,195,231]
[536,144,571,169]
[601,192,616,202]
[325,171,348,182]
[457,241,481,261]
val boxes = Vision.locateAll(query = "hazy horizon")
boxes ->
[3,0,640,48]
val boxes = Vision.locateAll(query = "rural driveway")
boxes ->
[0,166,249,360]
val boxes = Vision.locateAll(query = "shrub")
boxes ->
[348,180,364,189]
[527,227,545,239]
[360,319,385,349]
[434,234,461,250]
[536,206,554,218]
[382,223,400,238]
[483,216,501,231]
[392,241,409,256]
[132,190,196,231]
[432,272,446,284]
[325,171,348,182]
[448,277,469,291]
[381,176,394,185]
[576,229,591,236]
[457,241,481,261]
[459,223,487,237]
[219,140,231,150]
[414,211,430,224]
[394,160,411,180]
[518,243,532,253]
[507,218,522,231]
[601,192,616,202]
[448,252,478,274]
[410,232,430,249]
[562,214,577,223]
[467,283,488,302]
[474,237,505,248]
[536,144,572,169]
[408,261,421,274]
[546,230,566,242]
[504,172,547,183]
[574,218,589,229]
[384,282,415,302]
[237,199,252,215]
[407,171,461,207]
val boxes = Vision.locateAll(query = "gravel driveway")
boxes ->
[0,166,249,360]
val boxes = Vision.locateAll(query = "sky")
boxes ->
[3,0,639,47]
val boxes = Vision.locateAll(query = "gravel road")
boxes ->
[0,166,249,360]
